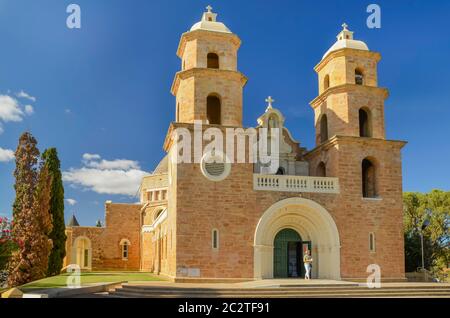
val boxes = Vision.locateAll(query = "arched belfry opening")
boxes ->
[320,114,328,143]
[362,158,377,198]
[324,74,330,90]
[207,95,221,125]
[355,68,364,85]
[207,53,219,69]
[359,108,372,137]
[317,162,326,177]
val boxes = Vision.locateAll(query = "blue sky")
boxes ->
[0,0,449,225]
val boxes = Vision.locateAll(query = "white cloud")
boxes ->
[24,105,34,115]
[0,95,24,122]
[16,90,36,102]
[65,109,72,114]
[65,199,77,206]
[0,147,15,162]
[86,159,140,170]
[82,153,101,161]
[0,94,35,134]
[63,154,150,196]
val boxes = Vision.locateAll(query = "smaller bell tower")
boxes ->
[171,6,247,127]
[312,24,387,145]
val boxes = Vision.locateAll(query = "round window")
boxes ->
[200,151,231,182]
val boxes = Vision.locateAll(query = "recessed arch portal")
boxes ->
[253,198,341,280]
[72,236,92,270]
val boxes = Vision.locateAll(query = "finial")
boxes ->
[342,22,348,31]
[265,96,275,109]
[206,5,213,13]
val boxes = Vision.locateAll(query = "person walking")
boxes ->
[303,250,313,280]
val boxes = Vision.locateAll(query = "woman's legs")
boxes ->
[304,263,310,280]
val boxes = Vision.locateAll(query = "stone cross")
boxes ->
[342,23,348,30]
[206,5,213,13]
[265,96,275,109]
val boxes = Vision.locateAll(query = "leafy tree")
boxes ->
[0,216,19,270]
[43,148,67,276]
[7,132,53,287]
[403,190,450,275]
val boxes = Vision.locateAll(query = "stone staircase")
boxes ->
[104,283,450,298]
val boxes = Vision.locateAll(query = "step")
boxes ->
[109,290,450,298]
[110,287,450,297]
[117,286,450,295]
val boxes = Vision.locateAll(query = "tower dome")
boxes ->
[190,5,232,33]
[322,23,369,60]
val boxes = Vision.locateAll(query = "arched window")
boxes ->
[317,162,326,177]
[276,167,285,175]
[207,53,219,69]
[369,233,376,252]
[359,108,372,137]
[320,114,328,143]
[355,68,364,85]
[362,158,377,198]
[212,229,219,250]
[120,239,131,260]
[324,74,330,90]
[207,95,221,125]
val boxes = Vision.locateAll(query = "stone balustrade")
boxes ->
[253,174,340,194]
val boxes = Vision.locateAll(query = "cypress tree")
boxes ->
[8,132,53,286]
[42,148,67,276]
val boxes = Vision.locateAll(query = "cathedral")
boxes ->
[64,7,407,282]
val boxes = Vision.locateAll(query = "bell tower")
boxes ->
[171,6,247,127]
[311,24,388,145]
[306,25,406,280]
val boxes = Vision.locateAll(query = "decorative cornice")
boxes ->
[309,84,389,109]
[314,48,381,73]
[304,135,407,159]
[176,29,241,58]
[171,68,248,96]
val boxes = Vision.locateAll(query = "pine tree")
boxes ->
[8,132,53,287]
[43,148,67,276]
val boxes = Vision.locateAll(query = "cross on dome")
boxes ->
[337,22,354,41]
[201,4,218,23]
[265,96,275,109]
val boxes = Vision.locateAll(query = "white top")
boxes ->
[190,5,232,34]
[322,23,369,60]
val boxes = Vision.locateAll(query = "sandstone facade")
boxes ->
[64,9,406,282]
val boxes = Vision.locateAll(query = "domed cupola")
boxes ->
[322,23,369,60]
[190,5,232,34]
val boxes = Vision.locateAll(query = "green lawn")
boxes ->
[19,271,163,292]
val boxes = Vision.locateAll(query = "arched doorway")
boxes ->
[72,236,92,270]
[273,228,311,278]
[254,198,341,280]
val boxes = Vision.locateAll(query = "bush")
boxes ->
[0,270,8,288]
[0,216,19,271]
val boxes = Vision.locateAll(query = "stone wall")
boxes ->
[65,203,141,271]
